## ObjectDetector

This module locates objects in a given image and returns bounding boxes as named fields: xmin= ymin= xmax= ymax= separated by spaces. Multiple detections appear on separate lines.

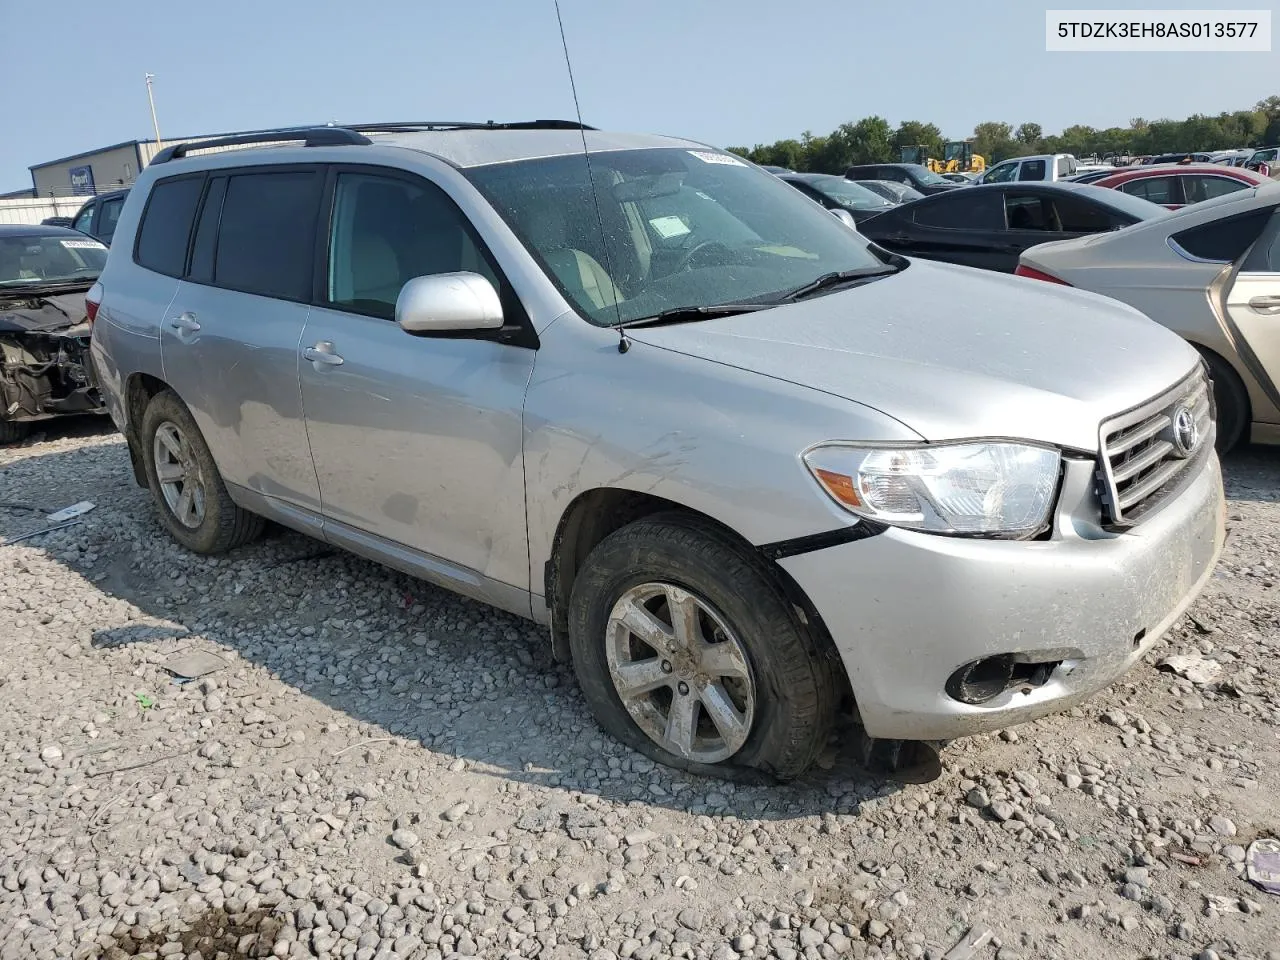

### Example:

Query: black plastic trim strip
xmin=758 ymin=521 xmax=887 ymax=561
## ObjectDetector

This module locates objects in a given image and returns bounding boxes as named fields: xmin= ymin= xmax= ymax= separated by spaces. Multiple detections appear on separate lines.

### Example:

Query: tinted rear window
xmin=135 ymin=177 xmax=203 ymax=277
xmin=1173 ymin=208 xmax=1273 ymax=262
xmin=913 ymin=192 xmax=1004 ymax=229
xmin=213 ymin=171 xmax=321 ymax=300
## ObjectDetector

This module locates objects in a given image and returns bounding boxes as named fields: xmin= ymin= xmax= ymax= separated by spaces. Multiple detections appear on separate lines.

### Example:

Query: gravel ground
xmin=1 ymin=420 xmax=1277 ymax=960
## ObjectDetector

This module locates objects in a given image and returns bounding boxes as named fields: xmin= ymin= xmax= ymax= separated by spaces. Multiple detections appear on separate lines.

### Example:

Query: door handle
xmin=1248 ymin=295 xmax=1280 ymax=314
xmin=303 ymin=342 xmax=344 ymax=367
xmin=167 ymin=312 xmax=200 ymax=334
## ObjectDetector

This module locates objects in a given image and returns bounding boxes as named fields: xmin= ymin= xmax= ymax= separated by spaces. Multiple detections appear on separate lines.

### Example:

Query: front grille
xmin=1097 ymin=371 xmax=1212 ymax=526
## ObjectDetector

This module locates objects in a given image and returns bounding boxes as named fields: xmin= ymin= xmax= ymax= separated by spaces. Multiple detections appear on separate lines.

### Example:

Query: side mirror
xmin=830 ymin=208 xmax=858 ymax=229
xmin=396 ymin=272 xmax=504 ymax=334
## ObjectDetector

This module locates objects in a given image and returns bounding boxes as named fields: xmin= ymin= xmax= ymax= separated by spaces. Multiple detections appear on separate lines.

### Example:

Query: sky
xmin=2 ymin=0 xmax=1277 ymax=191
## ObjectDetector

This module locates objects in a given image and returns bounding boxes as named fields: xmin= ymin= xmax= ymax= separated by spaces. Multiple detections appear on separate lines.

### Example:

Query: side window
xmin=214 ymin=170 xmax=322 ymax=301
xmin=1181 ymin=176 xmax=1249 ymax=206
xmin=1241 ymin=210 xmax=1280 ymax=272
xmin=1171 ymin=209 xmax=1273 ymax=262
xmin=1018 ymin=159 xmax=1046 ymax=181
xmin=326 ymin=172 xmax=500 ymax=319
xmin=98 ymin=198 xmax=124 ymax=241
xmin=1004 ymin=194 xmax=1051 ymax=231
xmin=1052 ymin=194 xmax=1129 ymax=233
xmin=72 ymin=202 xmax=95 ymax=234
xmin=135 ymin=176 xmax=204 ymax=277
xmin=985 ymin=162 xmax=1018 ymax=184
xmin=1056 ymin=158 xmax=1072 ymax=178
xmin=1120 ymin=176 xmax=1177 ymax=205
xmin=913 ymin=192 xmax=1004 ymax=230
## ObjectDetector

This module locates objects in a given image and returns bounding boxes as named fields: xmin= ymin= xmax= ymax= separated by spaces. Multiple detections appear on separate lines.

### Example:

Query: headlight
xmin=803 ymin=442 xmax=1061 ymax=538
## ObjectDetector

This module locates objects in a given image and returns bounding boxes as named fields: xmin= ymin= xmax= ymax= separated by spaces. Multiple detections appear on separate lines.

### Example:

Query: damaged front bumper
xmin=1 ymin=321 xmax=105 ymax=427
xmin=779 ymin=452 xmax=1226 ymax=742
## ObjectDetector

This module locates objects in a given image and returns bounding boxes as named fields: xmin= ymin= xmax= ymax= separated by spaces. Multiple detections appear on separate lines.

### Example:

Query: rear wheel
xmin=567 ymin=513 xmax=837 ymax=781
xmin=140 ymin=390 xmax=263 ymax=553
xmin=0 ymin=420 xmax=29 ymax=446
xmin=1198 ymin=350 xmax=1250 ymax=453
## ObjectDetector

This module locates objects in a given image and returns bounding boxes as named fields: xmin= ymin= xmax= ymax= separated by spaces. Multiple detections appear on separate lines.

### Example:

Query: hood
xmin=626 ymin=259 xmax=1200 ymax=452
xmin=0 ymin=290 xmax=91 ymax=335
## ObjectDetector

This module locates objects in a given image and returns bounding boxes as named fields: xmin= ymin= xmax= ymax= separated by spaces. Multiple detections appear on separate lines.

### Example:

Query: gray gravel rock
xmin=0 ymin=429 xmax=1277 ymax=960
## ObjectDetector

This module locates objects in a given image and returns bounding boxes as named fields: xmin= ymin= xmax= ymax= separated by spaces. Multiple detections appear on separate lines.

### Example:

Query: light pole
xmin=145 ymin=73 xmax=162 ymax=147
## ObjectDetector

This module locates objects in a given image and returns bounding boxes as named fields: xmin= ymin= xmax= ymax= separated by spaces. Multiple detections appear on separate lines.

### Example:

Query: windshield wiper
xmin=777 ymin=266 xmax=899 ymax=302
xmin=619 ymin=302 xmax=774 ymax=329
xmin=0 ymin=278 xmax=95 ymax=294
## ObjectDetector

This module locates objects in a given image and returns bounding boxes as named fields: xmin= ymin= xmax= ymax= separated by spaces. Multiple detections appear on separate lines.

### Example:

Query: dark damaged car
xmin=0 ymin=225 xmax=108 ymax=443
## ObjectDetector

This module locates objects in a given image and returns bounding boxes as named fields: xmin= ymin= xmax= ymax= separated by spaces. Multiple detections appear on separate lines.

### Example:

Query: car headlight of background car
xmin=803 ymin=441 xmax=1061 ymax=539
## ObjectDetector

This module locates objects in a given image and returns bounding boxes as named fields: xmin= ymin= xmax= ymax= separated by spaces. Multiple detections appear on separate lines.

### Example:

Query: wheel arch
xmin=543 ymin=487 xmax=852 ymax=711
xmin=123 ymin=371 xmax=172 ymax=487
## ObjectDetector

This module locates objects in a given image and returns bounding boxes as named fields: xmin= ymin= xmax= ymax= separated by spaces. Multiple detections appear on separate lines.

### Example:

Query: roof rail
xmin=345 ymin=119 xmax=595 ymax=133
xmin=151 ymin=126 xmax=372 ymax=164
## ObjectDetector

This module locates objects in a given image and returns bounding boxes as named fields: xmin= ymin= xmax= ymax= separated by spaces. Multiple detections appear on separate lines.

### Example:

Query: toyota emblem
xmin=1172 ymin=406 xmax=1199 ymax=457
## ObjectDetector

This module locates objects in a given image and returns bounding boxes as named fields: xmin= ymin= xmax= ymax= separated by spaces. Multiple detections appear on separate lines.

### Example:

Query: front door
xmin=298 ymin=168 xmax=536 ymax=605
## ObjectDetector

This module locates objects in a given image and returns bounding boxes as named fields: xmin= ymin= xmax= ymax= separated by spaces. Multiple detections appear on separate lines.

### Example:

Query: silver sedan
xmin=1018 ymin=181 xmax=1280 ymax=451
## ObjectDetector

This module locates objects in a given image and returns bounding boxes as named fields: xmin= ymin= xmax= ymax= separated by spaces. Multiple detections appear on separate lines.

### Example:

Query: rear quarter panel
xmin=90 ymin=182 xmax=176 ymax=433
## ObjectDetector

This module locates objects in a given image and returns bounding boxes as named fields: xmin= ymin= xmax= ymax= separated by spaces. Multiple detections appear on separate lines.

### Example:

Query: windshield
xmin=0 ymin=233 xmax=107 ymax=286
xmin=805 ymin=176 xmax=894 ymax=211
xmin=910 ymin=166 xmax=950 ymax=186
xmin=466 ymin=148 xmax=891 ymax=325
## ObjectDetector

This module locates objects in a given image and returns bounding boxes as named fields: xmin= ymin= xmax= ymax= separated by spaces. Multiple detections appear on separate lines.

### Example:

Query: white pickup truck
xmin=972 ymin=153 xmax=1108 ymax=185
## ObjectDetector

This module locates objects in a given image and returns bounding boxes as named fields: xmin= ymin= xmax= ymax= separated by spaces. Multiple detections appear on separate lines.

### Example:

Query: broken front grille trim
xmin=1096 ymin=370 xmax=1213 ymax=527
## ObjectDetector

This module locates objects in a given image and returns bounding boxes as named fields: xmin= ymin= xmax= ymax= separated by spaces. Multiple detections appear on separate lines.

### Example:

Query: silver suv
xmin=89 ymin=122 xmax=1225 ymax=780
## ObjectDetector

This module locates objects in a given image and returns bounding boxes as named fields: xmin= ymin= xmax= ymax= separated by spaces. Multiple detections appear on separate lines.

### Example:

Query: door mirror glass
xmin=396 ymin=272 xmax=504 ymax=334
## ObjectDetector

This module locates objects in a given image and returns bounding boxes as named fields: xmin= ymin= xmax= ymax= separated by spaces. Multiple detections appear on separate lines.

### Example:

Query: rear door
xmin=903 ymin=191 xmax=1007 ymax=269
xmin=160 ymin=166 xmax=324 ymax=519
xmin=1118 ymin=175 xmax=1182 ymax=208
xmin=999 ymin=189 xmax=1064 ymax=271
xmin=1224 ymin=208 xmax=1280 ymax=417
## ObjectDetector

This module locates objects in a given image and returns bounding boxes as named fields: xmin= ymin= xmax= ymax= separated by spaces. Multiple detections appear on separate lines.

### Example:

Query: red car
xmin=1089 ymin=164 xmax=1268 ymax=209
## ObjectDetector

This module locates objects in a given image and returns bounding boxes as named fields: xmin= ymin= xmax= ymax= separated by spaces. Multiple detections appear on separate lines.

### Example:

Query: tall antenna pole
xmin=145 ymin=73 xmax=162 ymax=147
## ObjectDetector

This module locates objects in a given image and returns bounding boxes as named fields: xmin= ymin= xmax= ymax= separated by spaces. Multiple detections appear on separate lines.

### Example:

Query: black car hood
xmin=0 ymin=289 xmax=91 ymax=336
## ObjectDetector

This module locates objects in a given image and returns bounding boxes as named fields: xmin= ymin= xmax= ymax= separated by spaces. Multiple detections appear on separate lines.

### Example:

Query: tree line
xmin=726 ymin=97 xmax=1280 ymax=173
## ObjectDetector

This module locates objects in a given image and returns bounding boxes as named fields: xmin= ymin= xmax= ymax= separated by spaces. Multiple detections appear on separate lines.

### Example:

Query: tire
xmin=567 ymin=512 xmax=837 ymax=781
xmin=1198 ymin=349 xmax=1250 ymax=453
xmin=140 ymin=390 xmax=263 ymax=554
xmin=0 ymin=420 xmax=29 ymax=446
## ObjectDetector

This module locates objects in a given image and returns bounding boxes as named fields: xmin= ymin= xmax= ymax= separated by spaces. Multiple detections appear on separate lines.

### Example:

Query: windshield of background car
xmin=466 ymin=148 xmax=890 ymax=325
xmin=807 ymin=176 xmax=895 ymax=210
xmin=911 ymin=166 xmax=950 ymax=185
xmin=0 ymin=234 xmax=108 ymax=286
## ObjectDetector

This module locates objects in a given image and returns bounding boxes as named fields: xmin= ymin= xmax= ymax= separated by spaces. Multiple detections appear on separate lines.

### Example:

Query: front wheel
xmin=567 ymin=513 xmax=837 ymax=781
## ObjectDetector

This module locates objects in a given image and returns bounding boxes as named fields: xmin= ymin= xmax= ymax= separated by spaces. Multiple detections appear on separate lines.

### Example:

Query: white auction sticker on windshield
xmin=649 ymin=216 xmax=691 ymax=239
xmin=687 ymin=150 xmax=745 ymax=166
xmin=60 ymin=239 xmax=105 ymax=250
